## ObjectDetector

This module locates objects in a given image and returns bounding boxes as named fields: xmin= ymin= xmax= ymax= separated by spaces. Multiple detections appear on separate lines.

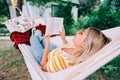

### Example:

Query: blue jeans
xmin=30 ymin=35 xmax=57 ymax=65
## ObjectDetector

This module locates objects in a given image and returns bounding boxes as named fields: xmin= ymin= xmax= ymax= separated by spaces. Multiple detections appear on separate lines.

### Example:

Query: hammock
xmin=6 ymin=23 xmax=120 ymax=80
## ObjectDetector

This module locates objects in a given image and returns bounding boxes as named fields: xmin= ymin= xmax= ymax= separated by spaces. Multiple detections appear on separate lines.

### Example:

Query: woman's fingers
xmin=62 ymin=26 xmax=65 ymax=31
xmin=45 ymin=34 xmax=51 ymax=38
xmin=44 ymin=34 xmax=51 ymax=41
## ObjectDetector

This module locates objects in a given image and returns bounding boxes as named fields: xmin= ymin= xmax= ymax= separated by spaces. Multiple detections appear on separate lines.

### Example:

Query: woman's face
xmin=72 ymin=30 xmax=88 ymax=48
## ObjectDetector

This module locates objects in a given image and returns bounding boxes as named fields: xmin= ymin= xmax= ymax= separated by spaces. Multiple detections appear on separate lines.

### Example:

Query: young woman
xmin=30 ymin=27 xmax=111 ymax=72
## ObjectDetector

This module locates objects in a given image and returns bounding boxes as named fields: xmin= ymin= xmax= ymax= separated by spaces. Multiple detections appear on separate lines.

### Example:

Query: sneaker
xmin=31 ymin=28 xmax=36 ymax=36
xmin=35 ymin=30 xmax=42 ymax=36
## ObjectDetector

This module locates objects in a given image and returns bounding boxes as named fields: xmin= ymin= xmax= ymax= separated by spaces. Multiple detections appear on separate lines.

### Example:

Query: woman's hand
xmin=60 ymin=27 xmax=68 ymax=44
xmin=60 ymin=27 xmax=66 ymax=39
xmin=44 ymin=34 xmax=51 ymax=45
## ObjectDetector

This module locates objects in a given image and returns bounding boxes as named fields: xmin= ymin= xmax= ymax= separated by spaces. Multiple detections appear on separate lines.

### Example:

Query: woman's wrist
xmin=61 ymin=35 xmax=65 ymax=39
xmin=61 ymin=36 xmax=68 ymax=44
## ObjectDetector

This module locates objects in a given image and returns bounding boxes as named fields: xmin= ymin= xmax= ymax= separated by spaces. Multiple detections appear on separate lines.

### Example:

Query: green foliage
xmin=78 ymin=0 xmax=98 ymax=16
xmin=87 ymin=56 xmax=120 ymax=80
xmin=99 ymin=55 xmax=120 ymax=80
xmin=27 ymin=0 xmax=59 ymax=6
xmin=69 ymin=16 xmax=89 ymax=35
xmin=76 ymin=0 xmax=120 ymax=30
xmin=7 ymin=56 xmax=24 ymax=68
xmin=0 ymin=26 xmax=10 ymax=36
xmin=90 ymin=0 xmax=120 ymax=29
xmin=0 ymin=23 xmax=4 ymax=28
xmin=0 ymin=48 xmax=16 ymax=57
xmin=0 ymin=47 xmax=24 ymax=68
xmin=74 ymin=16 xmax=89 ymax=29
xmin=54 ymin=1 xmax=74 ymax=35
xmin=87 ymin=73 xmax=99 ymax=80
xmin=0 ymin=1 xmax=10 ymax=19
xmin=101 ymin=65 xmax=117 ymax=74
xmin=0 ymin=1 xmax=10 ymax=29
xmin=0 ymin=28 xmax=9 ymax=33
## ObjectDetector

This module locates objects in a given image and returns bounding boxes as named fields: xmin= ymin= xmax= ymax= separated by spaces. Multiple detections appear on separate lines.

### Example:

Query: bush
xmin=78 ymin=0 xmax=98 ymax=16
xmin=0 ymin=28 xmax=10 ymax=36
xmin=99 ymin=55 xmax=120 ymax=80
xmin=0 ymin=1 xmax=10 ymax=28
xmin=77 ymin=0 xmax=120 ymax=30
xmin=0 ymin=23 xmax=4 ymax=28
xmin=0 ymin=1 xmax=10 ymax=19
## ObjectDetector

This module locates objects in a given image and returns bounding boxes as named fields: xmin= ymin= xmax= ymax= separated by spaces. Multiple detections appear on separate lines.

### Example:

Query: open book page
xmin=45 ymin=17 xmax=63 ymax=35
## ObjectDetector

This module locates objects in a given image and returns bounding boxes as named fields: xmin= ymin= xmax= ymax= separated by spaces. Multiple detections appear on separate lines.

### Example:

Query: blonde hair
xmin=76 ymin=27 xmax=111 ymax=63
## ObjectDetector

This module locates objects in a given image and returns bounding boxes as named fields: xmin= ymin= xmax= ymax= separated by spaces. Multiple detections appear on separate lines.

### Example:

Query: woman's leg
xmin=30 ymin=36 xmax=44 ymax=64
xmin=37 ymin=35 xmax=58 ymax=51
xmin=34 ymin=29 xmax=58 ymax=51
xmin=41 ymin=39 xmax=58 ymax=51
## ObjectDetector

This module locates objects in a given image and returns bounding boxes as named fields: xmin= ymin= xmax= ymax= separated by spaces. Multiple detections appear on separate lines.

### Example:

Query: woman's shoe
xmin=35 ymin=30 xmax=42 ymax=36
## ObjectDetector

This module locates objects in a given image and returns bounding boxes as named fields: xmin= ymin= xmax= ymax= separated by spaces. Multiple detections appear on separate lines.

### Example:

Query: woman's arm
xmin=41 ymin=35 xmax=50 ymax=71
xmin=60 ymin=27 xmax=68 ymax=44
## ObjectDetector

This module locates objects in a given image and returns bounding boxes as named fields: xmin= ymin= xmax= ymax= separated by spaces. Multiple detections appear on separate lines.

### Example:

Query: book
xmin=45 ymin=17 xmax=64 ymax=36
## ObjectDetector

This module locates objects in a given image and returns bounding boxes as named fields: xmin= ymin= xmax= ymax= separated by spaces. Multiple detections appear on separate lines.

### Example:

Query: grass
xmin=7 ymin=55 xmax=24 ymax=68
xmin=0 ymin=48 xmax=15 ymax=57
xmin=0 ymin=43 xmax=31 ymax=80
xmin=0 ymin=47 xmax=24 ymax=68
